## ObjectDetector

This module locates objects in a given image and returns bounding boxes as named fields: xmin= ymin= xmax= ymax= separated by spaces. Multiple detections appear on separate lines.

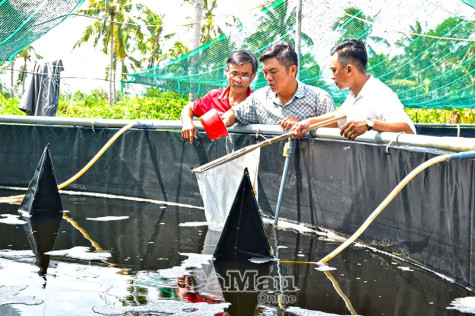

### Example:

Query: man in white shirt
xmin=291 ymin=39 xmax=415 ymax=140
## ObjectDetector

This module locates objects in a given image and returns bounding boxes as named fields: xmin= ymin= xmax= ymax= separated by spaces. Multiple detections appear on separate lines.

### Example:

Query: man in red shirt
xmin=180 ymin=50 xmax=257 ymax=143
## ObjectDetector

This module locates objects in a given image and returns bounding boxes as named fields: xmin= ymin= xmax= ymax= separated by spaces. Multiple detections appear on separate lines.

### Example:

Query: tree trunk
xmin=22 ymin=57 xmax=27 ymax=94
xmin=150 ymin=38 xmax=158 ymax=69
xmin=109 ymin=14 xmax=115 ymax=104
xmin=113 ymin=55 xmax=117 ymax=102
xmin=10 ymin=61 xmax=14 ymax=98
xmin=192 ymin=0 xmax=203 ymax=50
xmin=190 ymin=0 xmax=204 ymax=101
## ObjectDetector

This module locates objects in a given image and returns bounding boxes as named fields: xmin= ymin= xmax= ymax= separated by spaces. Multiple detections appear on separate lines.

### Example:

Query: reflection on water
xmin=0 ymin=190 xmax=473 ymax=315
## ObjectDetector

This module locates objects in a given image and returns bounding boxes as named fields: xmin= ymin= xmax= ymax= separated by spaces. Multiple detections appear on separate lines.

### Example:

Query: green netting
xmin=461 ymin=0 xmax=475 ymax=9
xmin=126 ymin=0 xmax=475 ymax=109
xmin=0 ymin=0 xmax=85 ymax=62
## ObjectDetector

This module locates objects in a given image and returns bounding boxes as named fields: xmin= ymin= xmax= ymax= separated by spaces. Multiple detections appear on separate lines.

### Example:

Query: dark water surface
xmin=0 ymin=190 xmax=473 ymax=315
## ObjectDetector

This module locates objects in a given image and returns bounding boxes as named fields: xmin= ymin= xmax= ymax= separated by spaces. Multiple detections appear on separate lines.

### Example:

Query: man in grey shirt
xmin=222 ymin=41 xmax=335 ymax=130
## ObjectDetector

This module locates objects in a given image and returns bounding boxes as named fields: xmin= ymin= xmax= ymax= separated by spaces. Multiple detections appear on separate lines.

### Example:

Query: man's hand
xmin=221 ymin=109 xmax=237 ymax=127
xmin=181 ymin=121 xmax=198 ymax=144
xmin=290 ymin=120 xmax=310 ymax=138
xmin=340 ymin=120 xmax=368 ymax=140
xmin=278 ymin=116 xmax=298 ymax=130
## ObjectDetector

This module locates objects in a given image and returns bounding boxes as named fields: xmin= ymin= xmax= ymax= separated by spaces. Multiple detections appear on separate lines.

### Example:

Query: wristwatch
xmin=366 ymin=119 xmax=374 ymax=131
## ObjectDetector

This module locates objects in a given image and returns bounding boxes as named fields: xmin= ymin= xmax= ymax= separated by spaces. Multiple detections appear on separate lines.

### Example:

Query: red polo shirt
xmin=191 ymin=86 xmax=252 ymax=117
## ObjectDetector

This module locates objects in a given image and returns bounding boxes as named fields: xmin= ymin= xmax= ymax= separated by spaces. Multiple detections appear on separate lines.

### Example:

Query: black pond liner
xmin=0 ymin=123 xmax=473 ymax=290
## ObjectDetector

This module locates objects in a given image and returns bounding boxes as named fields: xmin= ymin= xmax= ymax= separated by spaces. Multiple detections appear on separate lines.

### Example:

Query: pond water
xmin=0 ymin=189 xmax=473 ymax=315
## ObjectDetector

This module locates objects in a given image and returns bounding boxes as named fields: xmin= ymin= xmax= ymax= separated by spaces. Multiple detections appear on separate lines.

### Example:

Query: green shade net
xmin=461 ymin=0 xmax=475 ymax=8
xmin=0 ymin=0 xmax=85 ymax=62
xmin=126 ymin=0 xmax=475 ymax=109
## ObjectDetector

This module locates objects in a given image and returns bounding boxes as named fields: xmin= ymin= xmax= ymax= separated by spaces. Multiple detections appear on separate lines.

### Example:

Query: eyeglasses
xmin=228 ymin=71 xmax=253 ymax=81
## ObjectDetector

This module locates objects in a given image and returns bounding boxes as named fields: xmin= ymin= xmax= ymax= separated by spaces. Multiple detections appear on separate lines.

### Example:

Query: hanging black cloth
xmin=19 ymin=59 xmax=64 ymax=116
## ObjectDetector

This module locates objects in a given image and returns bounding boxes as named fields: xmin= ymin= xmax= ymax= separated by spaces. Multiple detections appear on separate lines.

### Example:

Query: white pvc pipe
xmin=1 ymin=115 xmax=474 ymax=152
xmin=312 ymin=127 xmax=475 ymax=153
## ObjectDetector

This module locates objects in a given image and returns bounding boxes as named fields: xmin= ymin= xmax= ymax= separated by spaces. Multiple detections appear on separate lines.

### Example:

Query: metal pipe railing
xmin=1 ymin=115 xmax=474 ymax=153
xmin=312 ymin=128 xmax=475 ymax=153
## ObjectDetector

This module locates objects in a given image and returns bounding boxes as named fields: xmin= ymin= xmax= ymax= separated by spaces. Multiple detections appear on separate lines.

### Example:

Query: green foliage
xmin=0 ymin=89 xmax=188 ymax=120
xmin=55 ymin=88 xmax=187 ymax=120
xmin=405 ymin=108 xmax=475 ymax=124
xmin=0 ymin=94 xmax=23 ymax=115
xmin=0 ymin=90 xmax=472 ymax=124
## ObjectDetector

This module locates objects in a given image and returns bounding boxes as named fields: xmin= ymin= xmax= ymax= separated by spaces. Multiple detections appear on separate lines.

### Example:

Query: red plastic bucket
xmin=200 ymin=109 xmax=229 ymax=141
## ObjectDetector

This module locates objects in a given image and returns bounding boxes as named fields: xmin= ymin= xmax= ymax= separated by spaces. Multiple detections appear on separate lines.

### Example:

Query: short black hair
xmin=226 ymin=50 xmax=258 ymax=73
xmin=330 ymin=39 xmax=367 ymax=72
xmin=259 ymin=41 xmax=298 ymax=72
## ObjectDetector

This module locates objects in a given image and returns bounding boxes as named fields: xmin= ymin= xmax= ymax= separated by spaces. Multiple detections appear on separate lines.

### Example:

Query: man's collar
xmin=218 ymin=86 xmax=231 ymax=100
xmin=294 ymin=80 xmax=305 ymax=99
xmin=355 ymin=74 xmax=373 ymax=99
xmin=268 ymin=80 xmax=303 ymax=104
xmin=219 ymin=85 xmax=253 ymax=100
xmin=350 ymin=75 xmax=373 ymax=100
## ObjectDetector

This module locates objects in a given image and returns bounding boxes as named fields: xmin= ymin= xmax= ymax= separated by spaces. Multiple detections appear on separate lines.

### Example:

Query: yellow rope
xmin=318 ymin=154 xmax=451 ymax=264
xmin=0 ymin=123 xmax=136 ymax=203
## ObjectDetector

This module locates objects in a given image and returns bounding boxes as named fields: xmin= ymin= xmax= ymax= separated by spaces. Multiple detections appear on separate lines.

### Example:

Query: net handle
xmin=192 ymin=115 xmax=345 ymax=174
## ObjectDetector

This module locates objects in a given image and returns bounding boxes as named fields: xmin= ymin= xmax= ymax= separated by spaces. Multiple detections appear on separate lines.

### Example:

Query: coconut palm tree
xmin=1 ymin=46 xmax=42 ymax=97
xmin=168 ymin=41 xmax=190 ymax=60
xmin=16 ymin=46 xmax=43 ymax=95
xmin=73 ymin=0 xmax=146 ymax=103
xmin=244 ymin=0 xmax=313 ymax=52
xmin=138 ymin=9 xmax=165 ymax=70
xmin=200 ymin=0 xmax=239 ymax=44
xmin=332 ymin=7 xmax=388 ymax=57
xmin=242 ymin=0 xmax=314 ymax=88
xmin=393 ymin=17 xmax=474 ymax=108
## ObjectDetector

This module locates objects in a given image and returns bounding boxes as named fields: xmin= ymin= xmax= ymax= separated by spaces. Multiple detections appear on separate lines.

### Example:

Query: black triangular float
xmin=19 ymin=144 xmax=63 ymax=276
xmin=213 ymin=168 xmax=272 ymax=261
xmin=20 ymin=144 xmax=63 ymax=216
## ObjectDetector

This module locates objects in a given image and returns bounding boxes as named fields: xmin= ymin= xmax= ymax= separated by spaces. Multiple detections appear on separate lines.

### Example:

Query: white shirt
xmin=337 ymin=75 xmax=416 ymax=133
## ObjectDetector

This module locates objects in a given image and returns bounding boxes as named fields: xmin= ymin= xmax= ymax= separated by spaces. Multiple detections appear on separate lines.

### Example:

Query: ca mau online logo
xmin=193 ymin=269 xmax=298 ymax=304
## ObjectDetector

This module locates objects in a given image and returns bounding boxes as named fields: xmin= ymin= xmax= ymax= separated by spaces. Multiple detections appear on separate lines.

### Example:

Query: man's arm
xmin=372 ymin=121 xmax=414 ymax=134
xmin=180 ymin=103 xmax=198 ymax=144
xmin=221 ymin=109 xmax=237 ymax=127
xmin=340 ymin=120 xmax=414 ymax=141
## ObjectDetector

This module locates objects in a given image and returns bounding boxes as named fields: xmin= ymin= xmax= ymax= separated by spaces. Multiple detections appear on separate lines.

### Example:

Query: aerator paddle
xmin=192 ymin=114 xmax=346 ymax=173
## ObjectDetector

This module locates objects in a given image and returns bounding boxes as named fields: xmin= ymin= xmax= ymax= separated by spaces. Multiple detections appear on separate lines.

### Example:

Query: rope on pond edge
xmin=0 ymin=122 xmax=137 ymax=203
xmin=318 ymin=149 xmax=475 ymax=264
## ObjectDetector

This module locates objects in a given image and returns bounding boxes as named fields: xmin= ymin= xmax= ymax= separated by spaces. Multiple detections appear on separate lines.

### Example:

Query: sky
xmin=2 ymin=0 xmax=268 ymax=94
